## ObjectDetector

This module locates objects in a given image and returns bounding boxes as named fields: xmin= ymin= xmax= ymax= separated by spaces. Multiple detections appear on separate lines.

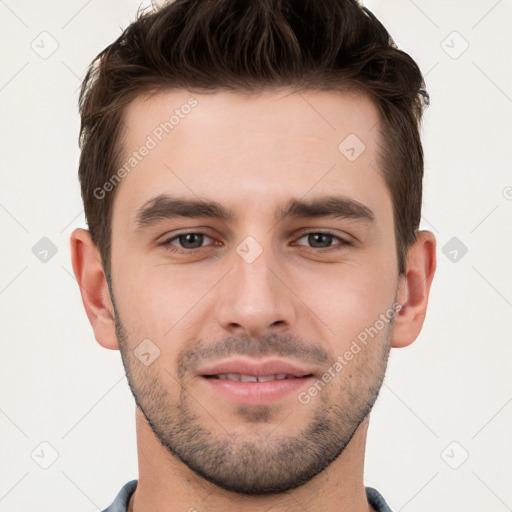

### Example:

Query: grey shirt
xmin=102 ymin=480 xmax=394 ymax=511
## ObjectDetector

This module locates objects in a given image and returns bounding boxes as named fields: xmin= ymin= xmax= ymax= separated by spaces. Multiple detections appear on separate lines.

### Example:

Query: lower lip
xmin=199 ymin=376 xmax=314 ymax=405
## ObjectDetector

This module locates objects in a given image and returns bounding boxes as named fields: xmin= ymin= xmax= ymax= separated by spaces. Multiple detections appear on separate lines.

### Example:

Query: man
xmin=70 ymin=0 xmax=436 ymax=510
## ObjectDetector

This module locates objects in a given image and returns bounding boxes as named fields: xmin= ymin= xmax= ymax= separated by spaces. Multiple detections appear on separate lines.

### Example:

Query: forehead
xmin=114 ymin=88 xmax=390 ymax=228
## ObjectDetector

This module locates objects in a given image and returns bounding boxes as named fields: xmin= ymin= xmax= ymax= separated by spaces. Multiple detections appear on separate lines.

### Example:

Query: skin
xmin=70 ymin=88 xmax=436 ymax=512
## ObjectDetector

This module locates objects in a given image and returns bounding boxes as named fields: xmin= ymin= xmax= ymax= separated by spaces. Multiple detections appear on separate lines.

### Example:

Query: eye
xmin=294 ymin=231 xmax=350 ymax=250
xmin=160 ymin=232 xmax=216 ymax=253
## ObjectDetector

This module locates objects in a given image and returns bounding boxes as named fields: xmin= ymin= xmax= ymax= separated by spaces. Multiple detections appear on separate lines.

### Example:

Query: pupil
xmin=309 ymin=233 xmax=331 ymax=248
xmin=181 ymin=233 xmax=203 ymax=248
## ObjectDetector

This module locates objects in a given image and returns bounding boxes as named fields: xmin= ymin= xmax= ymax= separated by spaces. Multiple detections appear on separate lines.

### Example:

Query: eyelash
xmin=159 ymin=230 xmax=351 ymax=254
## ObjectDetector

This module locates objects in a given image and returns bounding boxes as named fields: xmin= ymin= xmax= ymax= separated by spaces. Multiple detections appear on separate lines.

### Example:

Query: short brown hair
xmin=78 ymin=0 xmax=429 ymax=279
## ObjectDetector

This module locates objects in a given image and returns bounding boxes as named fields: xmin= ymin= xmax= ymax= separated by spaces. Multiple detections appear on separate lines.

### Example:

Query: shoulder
xmin=101 ymin=479 xmax=138 ymax=512
xmin=365 ymin=486 xmax=394 ymax=512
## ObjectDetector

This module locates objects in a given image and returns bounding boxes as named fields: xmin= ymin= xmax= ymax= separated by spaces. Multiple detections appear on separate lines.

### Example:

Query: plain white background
xmin=0 ymin=1 xmax=511 ymax=511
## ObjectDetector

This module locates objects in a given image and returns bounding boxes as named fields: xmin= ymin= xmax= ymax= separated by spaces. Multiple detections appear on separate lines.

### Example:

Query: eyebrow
xmin=133 ymin=194 xmax=375 ymax=229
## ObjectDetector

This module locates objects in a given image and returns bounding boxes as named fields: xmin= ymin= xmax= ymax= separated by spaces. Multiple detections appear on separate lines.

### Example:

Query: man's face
xmin=109 ymin=89 xmax=401 ymax=494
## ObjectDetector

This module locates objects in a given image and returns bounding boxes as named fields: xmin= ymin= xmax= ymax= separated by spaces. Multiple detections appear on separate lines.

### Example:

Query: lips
xmin=197 ymin=358 xmax=314 ymax=379
xmin=196 ymin=358 xmax=316 ymax=405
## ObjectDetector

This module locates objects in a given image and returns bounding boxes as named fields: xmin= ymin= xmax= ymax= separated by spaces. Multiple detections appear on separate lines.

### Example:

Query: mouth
xmin=197 ymin=359 xmax=316 ymax=405
xmin=198 ymin=358 xmax=315 ymax=379
xmin=203 ymin=373 xmax=312 ymax=382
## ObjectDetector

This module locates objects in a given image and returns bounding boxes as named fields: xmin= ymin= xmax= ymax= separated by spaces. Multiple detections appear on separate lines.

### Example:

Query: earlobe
xmin=70 ymin=228 xmax=120 ymax=350
xmin=391 ymin=230 xmax=437 ymax=348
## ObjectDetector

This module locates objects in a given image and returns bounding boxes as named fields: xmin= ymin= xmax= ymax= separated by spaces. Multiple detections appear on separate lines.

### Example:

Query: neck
xmin=128 ymin=408 xmax=375 ymax=512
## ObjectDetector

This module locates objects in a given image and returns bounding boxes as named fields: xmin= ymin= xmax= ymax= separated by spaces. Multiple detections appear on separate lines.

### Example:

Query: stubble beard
xmin=112 ymin=295 xmax=393 ymax=495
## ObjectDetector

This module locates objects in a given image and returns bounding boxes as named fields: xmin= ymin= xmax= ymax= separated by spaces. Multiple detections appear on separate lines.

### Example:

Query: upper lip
xmin=197 ymin=358 xmax=314 ymax=378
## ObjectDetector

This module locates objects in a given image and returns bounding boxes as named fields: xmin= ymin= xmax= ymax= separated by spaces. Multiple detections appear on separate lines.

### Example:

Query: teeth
xmin=212 ymin=373 xmax=296 ymax=382
xmin=239 ymin=374 xmax=258 ymax=382
xmin=257 ymin=375 xmax=276 ymax=382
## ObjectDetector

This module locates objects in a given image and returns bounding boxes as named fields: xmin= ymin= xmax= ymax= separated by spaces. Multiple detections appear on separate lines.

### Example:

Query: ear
xmin=391 ymin=230 xmax=437 ymax=348
xmin=70 ymin=228 xmax=119 ymax=350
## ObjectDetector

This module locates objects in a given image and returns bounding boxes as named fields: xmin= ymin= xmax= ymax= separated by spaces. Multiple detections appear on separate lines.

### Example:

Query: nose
xmin=216 ymin=244 xmax=297 ymax=339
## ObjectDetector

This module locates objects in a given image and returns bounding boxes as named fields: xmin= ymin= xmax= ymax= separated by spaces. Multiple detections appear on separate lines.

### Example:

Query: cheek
xmin=114 ymin=261 xmax=217 ymax=342
xmin=300 ymin=261 xmax=395 ymax=348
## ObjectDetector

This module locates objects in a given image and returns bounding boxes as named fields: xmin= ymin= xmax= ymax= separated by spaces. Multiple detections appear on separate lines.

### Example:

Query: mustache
xmin=177 ymin=333 xmax=331 ymax=379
